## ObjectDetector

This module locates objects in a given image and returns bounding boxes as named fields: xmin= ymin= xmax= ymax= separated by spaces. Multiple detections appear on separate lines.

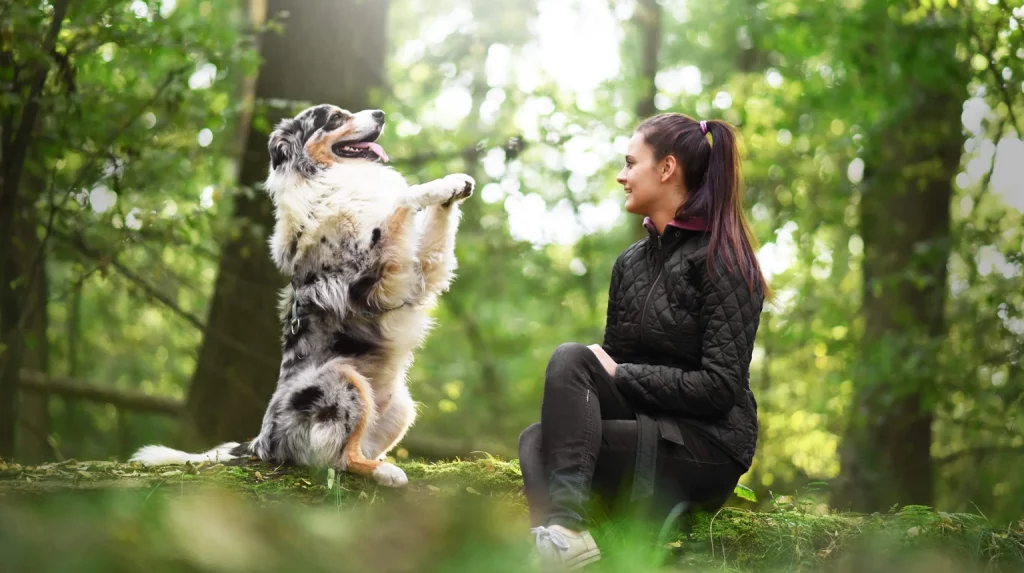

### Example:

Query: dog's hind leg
xmin=250 ymin=361 xmax=406 ymax=487
xmin=361 ymin=383 xmax=417 ymax=461
xmin=335 ymin=363 xmax=409 ymax=487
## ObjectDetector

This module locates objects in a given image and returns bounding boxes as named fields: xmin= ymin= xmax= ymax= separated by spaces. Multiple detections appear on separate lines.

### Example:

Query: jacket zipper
xmin=639 ymin=235 xmax=664 ymax=345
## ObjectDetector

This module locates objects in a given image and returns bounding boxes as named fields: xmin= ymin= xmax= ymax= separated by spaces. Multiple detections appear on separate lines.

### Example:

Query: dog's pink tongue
xmin=351 ymin=141 xmax=389 ymax=162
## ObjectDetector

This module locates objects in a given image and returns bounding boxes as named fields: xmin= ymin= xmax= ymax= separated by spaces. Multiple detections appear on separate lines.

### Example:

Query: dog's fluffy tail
xmin=129 ymin=441 xmax=250 ymax=466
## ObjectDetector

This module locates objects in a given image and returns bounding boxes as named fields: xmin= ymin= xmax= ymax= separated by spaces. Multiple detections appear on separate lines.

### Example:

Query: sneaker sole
xmin=564 ymin=549 xmax=601 ymax=570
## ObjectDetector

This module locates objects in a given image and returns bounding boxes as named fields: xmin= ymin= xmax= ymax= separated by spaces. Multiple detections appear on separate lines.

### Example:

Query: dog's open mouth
xmin=332 ymin=138 xmax=389 ymax=163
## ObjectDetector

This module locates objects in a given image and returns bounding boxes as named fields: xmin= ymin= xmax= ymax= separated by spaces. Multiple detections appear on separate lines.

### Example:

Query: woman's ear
xmin=659 ymin=154 xmax=679 ymax=183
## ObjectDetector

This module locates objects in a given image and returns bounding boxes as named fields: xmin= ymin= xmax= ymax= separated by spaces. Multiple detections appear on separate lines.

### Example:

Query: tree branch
xmin=2 ymin=0 xmax=70 ymax=200
xmin=7 ymin=64 xmax=194 ymax=360
xmin=15 ymin=370 xmax=511 ymax=459
xmin=998 ymin=0 xmax=1023 ymax=33
xmin=17 ymin=370 xmax=184 ymax=416
xmin=389 ymin=136 xmax=525 ymax=170
xmin=968 ymin=2 xmax=1022 ymax=135
xmin=53 ymin=230 xmax=280 ymax=369
xmin=935 ymin=445 xmax=1024 ymax=466
xmin=55 ymin=230 xmax=206 ymax=330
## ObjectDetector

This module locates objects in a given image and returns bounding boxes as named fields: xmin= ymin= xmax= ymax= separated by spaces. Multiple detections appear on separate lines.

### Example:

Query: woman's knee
xmin=546 ymin=342 xmax=592 ymax=374
xmin=518 ymin=422 xmax=543 ymax=474
xmin=518 ymin=422 xmax=543 ymax=456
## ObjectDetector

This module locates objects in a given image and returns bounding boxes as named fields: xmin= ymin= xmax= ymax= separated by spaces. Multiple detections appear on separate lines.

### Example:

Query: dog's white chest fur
xmin=266 ymin=162 xmax=411 ymax=274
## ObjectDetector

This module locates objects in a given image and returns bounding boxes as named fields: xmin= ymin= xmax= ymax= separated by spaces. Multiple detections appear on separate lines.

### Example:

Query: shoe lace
xmin=531 ymin=526 xmax=571 ymax=552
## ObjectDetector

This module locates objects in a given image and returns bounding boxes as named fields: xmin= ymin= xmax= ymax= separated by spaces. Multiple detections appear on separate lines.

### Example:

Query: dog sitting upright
xmin=131 ymin=104 xmax=474 ymax=486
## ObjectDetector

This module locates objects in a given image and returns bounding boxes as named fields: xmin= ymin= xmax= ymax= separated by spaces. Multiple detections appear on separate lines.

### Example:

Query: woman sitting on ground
xmin=519 ymin=112 xmax=769 ymax=570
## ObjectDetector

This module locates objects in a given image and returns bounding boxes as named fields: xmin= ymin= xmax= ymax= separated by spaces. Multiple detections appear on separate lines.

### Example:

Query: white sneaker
xmin=530 ymin=524 xmax=602 ymax=571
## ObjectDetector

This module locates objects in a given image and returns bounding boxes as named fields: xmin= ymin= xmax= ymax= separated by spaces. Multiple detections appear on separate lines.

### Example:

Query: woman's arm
xmin=600 ymin=257 xmax=624 ymax=360
xmin=612 ymin=263 xmax=764 ymax=418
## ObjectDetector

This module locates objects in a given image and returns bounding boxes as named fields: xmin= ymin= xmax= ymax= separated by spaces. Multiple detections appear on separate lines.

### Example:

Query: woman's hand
xmin=587 ymin=344 xmax=617 ymax=377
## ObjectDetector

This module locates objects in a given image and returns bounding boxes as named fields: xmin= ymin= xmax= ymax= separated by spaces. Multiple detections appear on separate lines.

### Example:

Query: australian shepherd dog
xmin=131 ymin=104 xmax=474 ymax=487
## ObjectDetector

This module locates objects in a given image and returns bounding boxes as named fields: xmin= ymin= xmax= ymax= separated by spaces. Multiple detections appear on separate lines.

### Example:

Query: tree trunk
xmin=836 ymin=30 xmax=964 ymax=511
xmin=633 ymin=0 xmax=660 ymax=120
xmin=630 ymin=0 xmax=661 ymax=240
xmin=14 ymin=185 xmax=50 ymax=463
xmin=61 ymin=279 xmax=85 ymax=449
xmin=0 ymin=0 xmax=69 ymax=460
xmin=185 ymin=0 xmax=389 ymax=445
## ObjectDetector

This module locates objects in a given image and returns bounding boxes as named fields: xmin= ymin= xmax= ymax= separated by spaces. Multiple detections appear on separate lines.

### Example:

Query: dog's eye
xmin=331 ymin=112 xmax=343 ymax=122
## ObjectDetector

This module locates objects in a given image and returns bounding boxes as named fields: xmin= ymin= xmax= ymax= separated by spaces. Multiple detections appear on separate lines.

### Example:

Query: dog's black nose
xmin=372 ymin=110 xmax=385 ymax=121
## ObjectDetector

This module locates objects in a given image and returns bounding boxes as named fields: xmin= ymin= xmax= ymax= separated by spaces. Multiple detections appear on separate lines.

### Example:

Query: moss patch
xmin=676 ymin=505 xmax=1024 ymax=571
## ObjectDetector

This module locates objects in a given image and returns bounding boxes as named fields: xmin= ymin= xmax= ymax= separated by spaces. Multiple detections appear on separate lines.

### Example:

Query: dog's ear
xmin=269 ymin=119 xmax=301 ymax=170
xmin=269 ymin=130 xmax=291 ymax=170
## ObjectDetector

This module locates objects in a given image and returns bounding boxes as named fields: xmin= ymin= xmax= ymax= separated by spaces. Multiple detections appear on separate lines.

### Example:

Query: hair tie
xmin=699 ymin=120 xmax=708 ymax=135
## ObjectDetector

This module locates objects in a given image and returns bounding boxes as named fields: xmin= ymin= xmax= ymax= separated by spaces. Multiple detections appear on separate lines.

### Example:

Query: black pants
xmin=519 ymin=343 xmax=744 ymax=529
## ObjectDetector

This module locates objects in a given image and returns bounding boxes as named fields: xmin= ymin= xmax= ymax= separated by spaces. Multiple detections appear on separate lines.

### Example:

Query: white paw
xmin=372 ymin=462 xmax=408 ymax=488
xmin=403 ymin=174 xmax=476 ymax=209
xmin=442 ymin=173 xmax=475 ymax=205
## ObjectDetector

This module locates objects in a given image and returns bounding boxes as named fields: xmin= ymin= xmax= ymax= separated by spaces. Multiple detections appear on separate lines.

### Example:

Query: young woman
xmin=519 ymin=113 xmax=768 ymax=569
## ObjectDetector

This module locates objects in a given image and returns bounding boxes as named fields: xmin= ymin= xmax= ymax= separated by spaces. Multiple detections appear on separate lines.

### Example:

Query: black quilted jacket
xmin=602 ymin=221 xmax=765 ymax=470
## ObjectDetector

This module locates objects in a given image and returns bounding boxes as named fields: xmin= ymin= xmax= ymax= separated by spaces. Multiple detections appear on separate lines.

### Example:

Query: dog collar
xmin=290 ymin=297 xmax=305 ymax=335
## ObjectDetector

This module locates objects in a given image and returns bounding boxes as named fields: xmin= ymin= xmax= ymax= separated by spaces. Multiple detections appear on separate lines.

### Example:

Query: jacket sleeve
xmin=601 ymin=256 xmax=624 ymax=361
xmin=613 ymin=261 xmax=763 ymax=418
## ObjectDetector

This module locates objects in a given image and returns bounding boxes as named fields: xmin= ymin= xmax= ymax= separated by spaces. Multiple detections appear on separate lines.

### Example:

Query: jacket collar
xmin=642 ymin=216 xmax=710 ymax=239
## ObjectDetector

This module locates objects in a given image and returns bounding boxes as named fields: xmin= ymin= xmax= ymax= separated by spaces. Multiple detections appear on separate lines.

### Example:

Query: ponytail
xmin=637 ymin=113 xmax=769 ymax=298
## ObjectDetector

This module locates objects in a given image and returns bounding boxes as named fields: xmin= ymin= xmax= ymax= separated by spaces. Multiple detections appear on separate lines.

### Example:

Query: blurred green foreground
xmin=2 ymin=457 xmax=1023 ymax=573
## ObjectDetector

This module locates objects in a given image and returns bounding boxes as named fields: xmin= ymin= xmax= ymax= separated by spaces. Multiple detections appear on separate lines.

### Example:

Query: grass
xmin=2 ymin=456 xmax=1023 ymax=572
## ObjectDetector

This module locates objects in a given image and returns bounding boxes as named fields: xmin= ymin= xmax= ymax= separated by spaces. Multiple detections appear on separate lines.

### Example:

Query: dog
xmin=130 ymin=104 xmax=475 ymax=487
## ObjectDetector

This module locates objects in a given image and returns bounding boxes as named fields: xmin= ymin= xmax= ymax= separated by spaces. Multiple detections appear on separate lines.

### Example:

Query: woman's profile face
xmin=616 ymin=131 xmax=674 ymax=216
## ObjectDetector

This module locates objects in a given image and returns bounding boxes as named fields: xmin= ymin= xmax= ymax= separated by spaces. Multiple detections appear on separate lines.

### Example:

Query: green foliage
xmin=734 ymin=483 xmax=758 ymax=503
xmin=2 ymin=0 xmax=251 ymax=459
xmin=5 ymin=0 xmax=1023 ymax=528
xmin=686 ymin=505 xmax=1024 ymax=571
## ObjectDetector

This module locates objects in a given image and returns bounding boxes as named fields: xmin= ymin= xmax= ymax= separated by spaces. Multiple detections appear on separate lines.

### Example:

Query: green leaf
xmin=734 ymin=484 xmax=757 ymax=502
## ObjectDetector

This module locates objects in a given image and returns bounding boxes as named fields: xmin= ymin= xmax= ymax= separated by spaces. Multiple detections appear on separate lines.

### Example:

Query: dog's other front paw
xmin=372 ymin=462 xmax=408 ymax=487
xmin=441 ymin=173 xmax=475 ymax=206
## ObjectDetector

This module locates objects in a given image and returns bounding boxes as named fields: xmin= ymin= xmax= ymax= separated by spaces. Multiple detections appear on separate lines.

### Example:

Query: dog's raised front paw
xmin=372 ymin=462 xmax=408 ymax=488
xmin=442 ymin=173 xmax=475 ymax=206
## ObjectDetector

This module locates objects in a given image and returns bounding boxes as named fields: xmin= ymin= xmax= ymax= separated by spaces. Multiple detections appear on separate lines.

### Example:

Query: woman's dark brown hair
xmin=636 ymin=113 xmax=769 ymax=297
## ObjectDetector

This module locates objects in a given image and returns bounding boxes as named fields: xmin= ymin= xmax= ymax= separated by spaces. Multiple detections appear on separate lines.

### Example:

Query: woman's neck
xmin=647 ymin=187 xmax=687 ymax=235
xmin=647 ymin=211 xmax=676 ymax=236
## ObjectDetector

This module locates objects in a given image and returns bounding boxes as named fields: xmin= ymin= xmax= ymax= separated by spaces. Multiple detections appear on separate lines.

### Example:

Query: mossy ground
xmin=2 ymin=457 xmax=1023 ymax=572
xmin=0 ymin=455 xmax=524 ymax=502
